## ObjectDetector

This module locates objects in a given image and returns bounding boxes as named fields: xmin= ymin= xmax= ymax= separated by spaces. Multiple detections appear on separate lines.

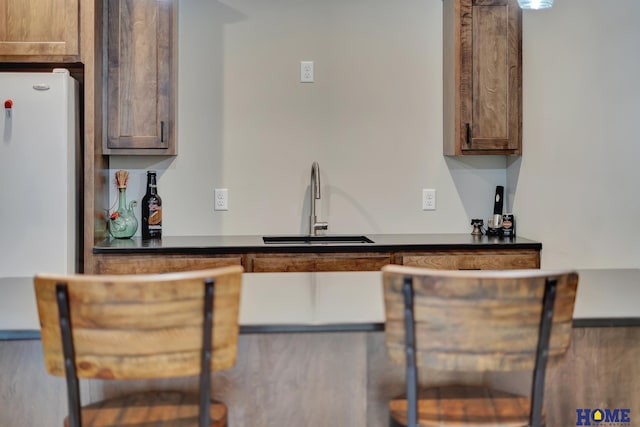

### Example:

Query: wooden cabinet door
xmin=248 ymin=253 xmax=392 ymax=272
xmin=401 ymin=250 xmax=540 ymax=270
xmin=444 ymin=0 xmax=522 ymax=155
xmin=0 ymin=0 xmax=79 ymax=59
xmin=105 ymin=0 xmax=175 ymax=154
xmin=93 ymin=254 xmax=242 ymax=274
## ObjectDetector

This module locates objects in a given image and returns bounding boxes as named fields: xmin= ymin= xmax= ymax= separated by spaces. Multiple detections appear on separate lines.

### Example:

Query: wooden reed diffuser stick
xmin=115 ymin=170 xmax=129 ymax=189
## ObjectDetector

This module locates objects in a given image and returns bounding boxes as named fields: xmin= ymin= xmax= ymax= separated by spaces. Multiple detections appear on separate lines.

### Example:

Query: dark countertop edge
xmin=93 ymin=242 xmax=542 ymax=255
xmin=3 ymin=318 xmax=639 ymax=341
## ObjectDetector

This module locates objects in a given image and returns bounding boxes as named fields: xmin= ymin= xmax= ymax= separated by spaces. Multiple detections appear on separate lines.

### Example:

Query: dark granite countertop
xmin=94 ymin=233 xmax=542 ymax=254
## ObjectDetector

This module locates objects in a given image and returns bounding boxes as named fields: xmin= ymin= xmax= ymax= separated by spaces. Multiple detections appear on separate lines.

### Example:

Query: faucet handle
xmin=313 ymin=221 xmax=328 ymax=233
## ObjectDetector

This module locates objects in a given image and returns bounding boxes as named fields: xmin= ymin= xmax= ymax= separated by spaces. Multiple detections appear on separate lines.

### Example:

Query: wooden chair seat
xmin=64 ymin=391 xmax=227 ymax=427
xmin=389 ymin=385 xmax=542 ymax=427
xmin=63 ymin=391 xmax=227 ymax=427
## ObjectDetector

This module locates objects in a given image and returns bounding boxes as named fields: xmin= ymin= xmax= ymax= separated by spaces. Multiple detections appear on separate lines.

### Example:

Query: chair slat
xmin=384 ymin=294 xmax=576 ymax=323
xmin=37 ymin=298 xmax=238 ymax=329
xmin=385 ymin=319 xmax=573 ymax=351
xmin=41 ymin=324 xmax=238 ymax=356
xmin=42 ymin=345 xmax=239 ymax=379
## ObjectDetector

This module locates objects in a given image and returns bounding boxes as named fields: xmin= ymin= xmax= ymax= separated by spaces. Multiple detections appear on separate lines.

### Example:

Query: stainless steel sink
xmin=263 ymin=235 xmax=374 ymax=244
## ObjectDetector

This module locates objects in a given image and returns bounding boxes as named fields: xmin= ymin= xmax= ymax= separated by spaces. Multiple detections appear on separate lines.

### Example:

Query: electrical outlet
xmin=422 ymin=189 xmax=436 ymax=211
xmin=300 ymin=61 xmax=314 ymax=83
xmin=214 ymin=188 xmax=228 ymax=211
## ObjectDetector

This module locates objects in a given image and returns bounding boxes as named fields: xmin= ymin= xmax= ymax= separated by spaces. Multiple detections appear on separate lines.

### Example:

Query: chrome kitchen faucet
xmin=309 ymin=161 xmax=328 ymax=236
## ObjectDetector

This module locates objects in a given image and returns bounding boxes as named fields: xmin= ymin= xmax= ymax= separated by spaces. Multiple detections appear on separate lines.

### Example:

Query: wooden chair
xmin=34 ymin=265 xmax=243 ymax=427
xmin=381 ymin=265 xmax=579 ymax=427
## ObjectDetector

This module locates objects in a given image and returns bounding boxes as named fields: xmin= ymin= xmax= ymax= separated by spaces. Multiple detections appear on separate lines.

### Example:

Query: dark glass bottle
xmin=141 ymin=171 xmax=162 ymax=239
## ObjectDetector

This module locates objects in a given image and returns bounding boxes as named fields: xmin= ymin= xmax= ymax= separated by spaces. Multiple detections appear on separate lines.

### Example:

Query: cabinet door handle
xmin=160 ymin=121 xmax=166 ymax=143
xmin=466 ymin=123 xmax=471 ymax=145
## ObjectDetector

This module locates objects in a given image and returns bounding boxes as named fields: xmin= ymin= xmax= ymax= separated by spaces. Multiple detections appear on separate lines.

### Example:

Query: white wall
xmin=110 ymin=0 xmax=506 ymax=237
xmin=508 ymin=0 xmax=640 ymax=268
xmin=109 ymin=0 xmax=640 ymax=270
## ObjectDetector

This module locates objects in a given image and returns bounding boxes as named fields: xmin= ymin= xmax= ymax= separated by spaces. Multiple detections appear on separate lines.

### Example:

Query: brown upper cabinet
xmin=0 ymin=0 xmax=79 ymax=61
xmin=105 ymin=0 xmax=176 ymax=155
xmin=443 ymin=0 xmax=522 ymax=156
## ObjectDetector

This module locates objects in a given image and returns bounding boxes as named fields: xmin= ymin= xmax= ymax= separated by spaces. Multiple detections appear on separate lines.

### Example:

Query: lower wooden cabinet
xmin=93 ymin=254 xmax=242 ymax=274
xmin=92 ymin=248 xmax=540 ymax=274
xmin=400 ymin=250 xmax=540 ymax=270
xmin=247 ymin=253 xmax=392 ymax=273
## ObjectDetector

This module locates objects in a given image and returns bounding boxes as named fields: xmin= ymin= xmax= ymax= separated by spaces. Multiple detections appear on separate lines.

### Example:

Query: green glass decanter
xmin=108 ymin=170 xmax=138 ymax=239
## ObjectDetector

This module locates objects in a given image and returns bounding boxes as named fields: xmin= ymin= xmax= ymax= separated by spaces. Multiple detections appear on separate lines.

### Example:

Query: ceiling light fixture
xmin=517 ymin=0 xmax=554 ymax=9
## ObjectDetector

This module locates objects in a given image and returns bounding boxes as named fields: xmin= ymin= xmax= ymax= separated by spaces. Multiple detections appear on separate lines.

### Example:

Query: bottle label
xmin=502 ymin=214 xmax=515 ymax=237
xmin=148 ymin=202 xmax=162 ymax=227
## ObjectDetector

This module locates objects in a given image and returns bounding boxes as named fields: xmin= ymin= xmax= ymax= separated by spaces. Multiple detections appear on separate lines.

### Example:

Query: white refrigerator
xmin=0 ymin=69 xmax=79 ymax=276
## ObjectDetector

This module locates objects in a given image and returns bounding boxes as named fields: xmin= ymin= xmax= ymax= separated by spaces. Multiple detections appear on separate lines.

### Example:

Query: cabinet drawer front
xmin=95 ymin=255 xmax=242 ymax=274
xmin=250 ymin=254 xmax=392 ymax=273
xmin=401 ymin=251 xmax=539 ymax=270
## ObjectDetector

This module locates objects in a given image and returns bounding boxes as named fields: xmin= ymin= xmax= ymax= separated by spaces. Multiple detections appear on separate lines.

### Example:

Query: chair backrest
xmin=34 ymin=265 xmax=243 ymax=380
xmin=382 ymin=265 xmax=579 ymax=372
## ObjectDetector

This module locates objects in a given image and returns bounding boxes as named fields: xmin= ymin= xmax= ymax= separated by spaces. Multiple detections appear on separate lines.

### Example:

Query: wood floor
xmin=1 ymin=328 xmax=638 ymax=427
xmin=0 ymin=333 xmax=369 ymax=427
